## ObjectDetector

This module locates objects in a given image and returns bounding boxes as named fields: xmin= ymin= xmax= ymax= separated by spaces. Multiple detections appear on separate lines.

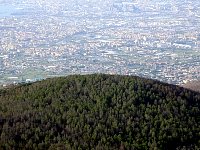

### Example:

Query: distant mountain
xmin=183 ymin=81 xmax=200 ymax=92
xmin=0 ymin=74 xmax=200 ymax=149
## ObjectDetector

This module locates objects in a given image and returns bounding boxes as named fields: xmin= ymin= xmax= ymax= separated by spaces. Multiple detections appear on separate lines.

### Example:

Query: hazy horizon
xmin=0 ymin=0 xmax=200 ymax=85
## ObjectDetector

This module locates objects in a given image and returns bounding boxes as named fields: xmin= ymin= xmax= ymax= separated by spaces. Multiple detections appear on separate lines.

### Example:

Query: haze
xmin=0 ymin=0 xmax=199 ymax=85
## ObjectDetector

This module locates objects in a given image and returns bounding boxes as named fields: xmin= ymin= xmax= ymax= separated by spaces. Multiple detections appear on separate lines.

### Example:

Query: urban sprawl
xmin=0 ymin=0 xmax=200 ymax=86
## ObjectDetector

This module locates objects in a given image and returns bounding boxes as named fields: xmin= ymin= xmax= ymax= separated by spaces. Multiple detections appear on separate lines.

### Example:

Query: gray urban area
xmin=0 ymin=0 xmax=200 ymax=86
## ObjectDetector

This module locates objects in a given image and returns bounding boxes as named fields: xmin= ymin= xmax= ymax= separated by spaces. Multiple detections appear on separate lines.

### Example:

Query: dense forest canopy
xmin=0 ymin=74 xmax=200 ymax=149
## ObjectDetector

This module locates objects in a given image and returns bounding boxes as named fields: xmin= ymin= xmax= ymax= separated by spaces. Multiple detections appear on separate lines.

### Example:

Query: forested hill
xmin=0 ymin=74 xmax=200 ymax=149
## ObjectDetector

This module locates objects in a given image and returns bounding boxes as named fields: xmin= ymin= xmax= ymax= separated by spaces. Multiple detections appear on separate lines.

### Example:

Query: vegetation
xmin=0 ymin=74 xmax=200 ymax=149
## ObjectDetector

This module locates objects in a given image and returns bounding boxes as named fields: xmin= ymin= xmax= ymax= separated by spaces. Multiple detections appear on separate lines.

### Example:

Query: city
xmin=0 ymin=0 xmax=200 ymax=86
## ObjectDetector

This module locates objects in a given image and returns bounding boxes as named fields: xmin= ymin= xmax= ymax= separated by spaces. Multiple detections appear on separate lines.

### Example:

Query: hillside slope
xmin=0 ymin=74 xmax=200 ymax=149
xmin=183 ymin=81 xmax=200 ymax=93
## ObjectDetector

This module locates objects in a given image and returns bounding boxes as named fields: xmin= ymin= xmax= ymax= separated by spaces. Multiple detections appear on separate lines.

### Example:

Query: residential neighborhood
xmin=0 ymin=0 xmax=200 ymax=86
